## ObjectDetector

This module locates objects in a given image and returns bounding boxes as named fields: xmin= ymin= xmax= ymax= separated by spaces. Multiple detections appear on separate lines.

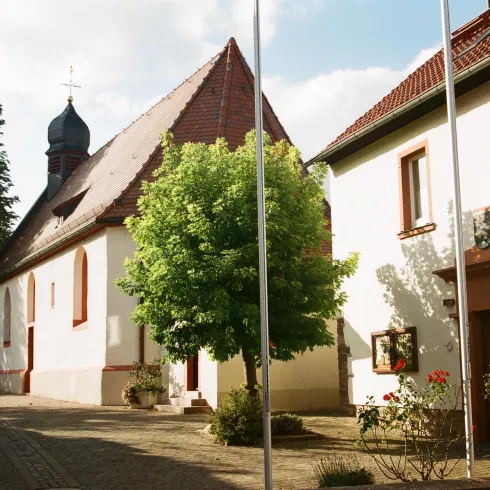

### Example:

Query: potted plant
xmin=121 ymin=382 xmax=139 ymax=408
xmin=125 ymin=359 xmax=166 ymax=408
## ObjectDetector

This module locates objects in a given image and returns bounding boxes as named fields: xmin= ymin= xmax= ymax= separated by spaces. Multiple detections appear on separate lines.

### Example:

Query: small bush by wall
xmin=271 ymin=413 xmax=304 ymax=436
xmin=315 ymin=456 xmax=374 ymax=488
xmin=208 ymin=386 xmax=263 ymax=445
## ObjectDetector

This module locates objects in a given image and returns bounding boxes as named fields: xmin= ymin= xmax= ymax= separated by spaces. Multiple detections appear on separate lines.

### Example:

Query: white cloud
xmin=263 ymin=45 xmax=440 ymax=162
xmin=3 ymin=0 xmax=327 ymax=219
xmin=0 ymin=0 xmax=434 ymax=221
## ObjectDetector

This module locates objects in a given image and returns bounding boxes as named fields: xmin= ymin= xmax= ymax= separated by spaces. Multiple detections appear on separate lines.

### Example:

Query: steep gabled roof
xmin=311 ymin=9 xmax=490 ymax=165
xmin=0 ymin=38 xmax=293 ymax=278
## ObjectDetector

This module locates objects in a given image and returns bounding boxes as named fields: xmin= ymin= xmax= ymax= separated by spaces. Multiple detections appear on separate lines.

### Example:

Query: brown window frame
xmin=371 ymin=327 xmax=419 ymax=374
xmin=398 ymin=140 xmax=435 ymax=240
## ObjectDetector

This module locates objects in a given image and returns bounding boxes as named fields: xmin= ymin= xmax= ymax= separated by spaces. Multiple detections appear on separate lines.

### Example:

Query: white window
xmin=408 ymin=153 xmax=430 ymax=228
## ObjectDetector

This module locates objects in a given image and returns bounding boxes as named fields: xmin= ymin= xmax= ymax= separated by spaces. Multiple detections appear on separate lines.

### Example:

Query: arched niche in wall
xmin=27 ymin=272 xmax=36 ymax=324
xmin=3 ymin=288 xmax=11 ymax=347
xmin=73 ymin=247 xmax=88 ymax=327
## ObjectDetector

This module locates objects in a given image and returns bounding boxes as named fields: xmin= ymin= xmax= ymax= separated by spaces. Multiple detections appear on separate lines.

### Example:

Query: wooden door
xmin=469 ymin=311 xmax=490 ymax=444
xmin=23 ymin=326 xmax=34 ymax=393
xmin=186 ymin=354 xmax=199 ymax=391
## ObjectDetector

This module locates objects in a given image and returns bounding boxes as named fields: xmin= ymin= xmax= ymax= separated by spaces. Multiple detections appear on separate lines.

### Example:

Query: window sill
xmin=72 ymin=320 xmax=88 ymax=331
xmin=374 ymin=369 xmax=419 ymax=375
xmin=398 ymin=222 xmax=436 ymax=240
xmin=2 ymin=341 xmax=11 ymax=348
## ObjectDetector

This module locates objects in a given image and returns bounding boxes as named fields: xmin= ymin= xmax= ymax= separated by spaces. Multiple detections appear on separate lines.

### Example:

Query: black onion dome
xmin=47 ymin=101 xmax=90 ymax=154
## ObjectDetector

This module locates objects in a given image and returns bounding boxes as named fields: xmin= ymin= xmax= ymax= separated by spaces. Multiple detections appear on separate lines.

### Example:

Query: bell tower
xmin=46 ymin=68 xmax=90 ymax=200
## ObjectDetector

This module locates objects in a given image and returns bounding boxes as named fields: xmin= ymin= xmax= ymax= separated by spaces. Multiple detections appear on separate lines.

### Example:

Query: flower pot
xmin=137 ymin=391 xmax=158 ymax=408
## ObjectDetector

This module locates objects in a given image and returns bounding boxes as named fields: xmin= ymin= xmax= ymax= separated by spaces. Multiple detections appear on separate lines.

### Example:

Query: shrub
xmin=208 ymin=386 xmax=263 ymax=445
xmin=271 ymin=413 xmax=304 ymax=436
xmin=315 ymin=456 xmax=374 ymax=488
xmin=129 ymin=359 xmax=166 ymax=396
xmin=358 ymin=363 xmax=466 ymax=482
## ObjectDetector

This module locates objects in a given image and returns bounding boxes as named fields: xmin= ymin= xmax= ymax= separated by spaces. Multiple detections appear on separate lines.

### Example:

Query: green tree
xmin=0 ymin=104 xmax=19 ymax=247
xmin=117 ymin=131 xmax=358 ymax=390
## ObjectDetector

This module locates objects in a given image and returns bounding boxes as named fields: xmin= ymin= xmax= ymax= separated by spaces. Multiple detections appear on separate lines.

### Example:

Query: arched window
xmin=3 ymin=288 xmax=11 ymax=347
xmin=27 ymin=272 xmax=36 ymax=324
xmin=73 ymin=247 xmax=88 ymax=327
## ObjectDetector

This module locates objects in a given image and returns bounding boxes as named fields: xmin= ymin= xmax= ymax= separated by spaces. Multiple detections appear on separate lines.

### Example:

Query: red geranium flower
xmin=394 ymin=359 xmax=406 ymax=372
xmin=427 ymin=374 xmax=433 ymax=383
xmin=437 ymin=377 xmax=446 ymax=384
xmin=383 ymin=394 xmax=390 ymax=401
xmin=444 ymin=371 xmax=450 ymax=376
xmin=394 ymin=396 xmax=400 ymax=402
xmin=389 ymin=392 xmax=394 ymax=397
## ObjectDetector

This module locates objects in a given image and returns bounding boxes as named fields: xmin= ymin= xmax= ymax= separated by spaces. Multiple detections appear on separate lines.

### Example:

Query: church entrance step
xmin=154 ymin=404 xmax=210 ymax=415
xmin=169 ymin=398 xmax=208 ymax=407
xmin=182 ymin=391 xmax=202 ymax=399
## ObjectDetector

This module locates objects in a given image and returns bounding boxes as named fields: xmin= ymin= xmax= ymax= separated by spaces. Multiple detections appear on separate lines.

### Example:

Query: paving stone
xmin=1 ymin=394 xmax=490 ymax=489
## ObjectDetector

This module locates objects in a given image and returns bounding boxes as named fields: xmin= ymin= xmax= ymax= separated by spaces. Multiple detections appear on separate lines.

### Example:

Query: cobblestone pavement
xmin=0 ymin=395 xmax=489 ymax=489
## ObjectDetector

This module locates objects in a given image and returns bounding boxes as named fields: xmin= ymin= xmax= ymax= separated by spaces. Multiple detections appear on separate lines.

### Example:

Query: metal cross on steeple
xmin=61 ymin=65 xmax=81 ymax=103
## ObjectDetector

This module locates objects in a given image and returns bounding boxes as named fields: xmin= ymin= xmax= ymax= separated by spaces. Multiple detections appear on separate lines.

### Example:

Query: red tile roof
xmin=316 ymin=9 xmax=490 ymax=160
xmin=0 ymin=38 xmax=293 ymax=277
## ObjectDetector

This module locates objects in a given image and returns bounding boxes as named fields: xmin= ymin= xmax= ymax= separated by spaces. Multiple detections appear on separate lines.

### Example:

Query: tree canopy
xmin=0 ymin=104 xmax=18 ymax=247
xmin=117 ymin=131 xmax=358 ymax=387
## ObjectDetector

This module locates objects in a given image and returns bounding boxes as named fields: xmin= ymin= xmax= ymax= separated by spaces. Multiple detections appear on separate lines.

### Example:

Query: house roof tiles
xmin=316 ymin=9 xmax=490 ymax=160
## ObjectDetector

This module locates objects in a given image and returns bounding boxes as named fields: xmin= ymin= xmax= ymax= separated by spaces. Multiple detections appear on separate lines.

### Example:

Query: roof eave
xmin=308 ymin=54 xmax=490 ymax=167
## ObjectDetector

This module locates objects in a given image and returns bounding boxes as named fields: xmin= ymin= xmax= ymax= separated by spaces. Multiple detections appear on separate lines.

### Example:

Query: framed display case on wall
xmin=371 ymin=327 xmax=418 ymax=374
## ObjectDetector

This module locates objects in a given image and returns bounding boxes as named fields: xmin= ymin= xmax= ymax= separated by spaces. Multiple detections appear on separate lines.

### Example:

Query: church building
xmin=0 ymin=38 xmax=339 ymax=410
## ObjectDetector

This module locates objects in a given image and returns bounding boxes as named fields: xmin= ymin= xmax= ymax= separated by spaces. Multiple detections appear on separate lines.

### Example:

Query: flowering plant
xmin=484 ymin=371 xmax=490 ymax=401
xmin=122 ymin=382 xmax=138 ymax=405
xmin=357 ymin=360 xmax=467 ymax=482
xmin=129 ymin=359 xmax=166 ymax=397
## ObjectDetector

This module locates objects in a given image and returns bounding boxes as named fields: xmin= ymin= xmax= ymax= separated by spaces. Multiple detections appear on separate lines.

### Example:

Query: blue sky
xmin=266 ymin=1 xmax=483 ymax=79
xmin=0 ymin=0 xmax=486 ymax=220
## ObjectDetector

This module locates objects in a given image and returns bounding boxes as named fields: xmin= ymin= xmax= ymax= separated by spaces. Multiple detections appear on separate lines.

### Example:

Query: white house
xmin=310 ymin=9 xmax=490 ymax=443
xmin=0 ymin=38 xmax=340 ymax=412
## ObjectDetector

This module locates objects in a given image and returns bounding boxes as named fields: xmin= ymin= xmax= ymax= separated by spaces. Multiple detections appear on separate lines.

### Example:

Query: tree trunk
xmin=241 ymin=345 xmax=258 ymax=393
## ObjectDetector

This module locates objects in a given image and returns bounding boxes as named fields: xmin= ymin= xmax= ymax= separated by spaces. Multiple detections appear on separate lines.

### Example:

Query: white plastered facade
xmin=0 ymin=227 xmax=160 ymax=405
xmin=168 ymin=319 xmax=340 ymax=411
xmin=329 ymin=81 xmax=490 ymax=407
xmin=1 ymin=225 xmax=340 ymax=410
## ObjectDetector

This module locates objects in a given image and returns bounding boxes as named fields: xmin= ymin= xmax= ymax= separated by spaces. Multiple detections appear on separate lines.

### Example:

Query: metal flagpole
xmin=253 ymin=0 xmax=273 ymax=488
xmin=439 ymin=0 xmax=474 ymax=477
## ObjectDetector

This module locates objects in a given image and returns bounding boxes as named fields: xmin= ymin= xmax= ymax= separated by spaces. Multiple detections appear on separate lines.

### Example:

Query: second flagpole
xmin=253 ymin=0 xmax=273 ymax=488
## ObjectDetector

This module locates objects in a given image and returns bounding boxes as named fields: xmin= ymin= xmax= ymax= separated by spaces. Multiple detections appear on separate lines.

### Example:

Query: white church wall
xmin=0 ymin=229 xmax=108 ymax=403
xmin=330 ymin=81 xmax=490 ymax=407
xmin=102 ymin=227 xmax=163 ymax=405
xmin=0 ymin=273 xmax=27 ymax=393
xmin=199 ymin=350 xmax=218 ymax=408
xmin=217 ymin=329 xmax=340 ymax=411
xmin=105 ymin=227 xmax=139 ymax=367
xmin=30 ymin=230 xmax=108 ymax=404
xmin=169 ymin=361 xmax=186 ymax=397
